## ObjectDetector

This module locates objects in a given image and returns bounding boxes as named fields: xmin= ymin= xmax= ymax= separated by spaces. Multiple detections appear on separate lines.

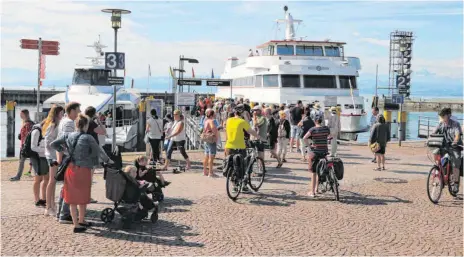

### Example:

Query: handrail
xmin=417 ymin=116 xmax=464 ymax=138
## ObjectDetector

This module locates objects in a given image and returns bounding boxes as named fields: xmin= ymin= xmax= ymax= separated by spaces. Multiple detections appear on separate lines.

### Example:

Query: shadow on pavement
xmin=339 ymin=190 xmax=412 ymax=206
xmin=238 ymin=189 xmax=298 ymax=207
xmin=390 ymin=170 xmax=428 ymax=175
xmin=373 ymin=177 xmax=409 ymax=184
xmin=87 ymin=219 xmax=204 ymax=248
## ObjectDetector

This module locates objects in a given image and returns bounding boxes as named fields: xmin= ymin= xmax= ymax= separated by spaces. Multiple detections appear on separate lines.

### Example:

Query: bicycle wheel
xmin=427 ymin=166 xmax=443 ymax=204
xmin=226 ymin=169 xmax=242 ymax=201
xmin=248 ymin=157 xmax=265 ymax=192
xmin=329 ymin=167 xmax=339 ymax=201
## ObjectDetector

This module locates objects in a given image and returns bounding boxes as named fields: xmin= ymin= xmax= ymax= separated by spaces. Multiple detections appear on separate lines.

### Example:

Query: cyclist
xmin=303 ymin=115 xmax=331 ymax=197
xmin=225 ymin=104 xmax=261 ymax=192
xmin=433 ymin=107 xmax=462 ymax=194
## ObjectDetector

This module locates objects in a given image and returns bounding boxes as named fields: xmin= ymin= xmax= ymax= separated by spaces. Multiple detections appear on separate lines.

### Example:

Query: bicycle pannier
xmin=427 ymin=134 xmax=444 ymax=148
xmin=333 ymin=158 xmax=344 ymax=180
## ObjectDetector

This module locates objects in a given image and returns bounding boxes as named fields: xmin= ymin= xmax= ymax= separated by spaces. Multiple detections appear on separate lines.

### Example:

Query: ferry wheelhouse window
xmin=255 ymin=75 xmax=263 ymax=87
xmin=296 ymin=46 xmax=323 ymax=56
xmin=339 ymin=76 xmax=357 ymax=89
xmin=325 ymin=47 xmax=340 ymax=57
xmin=73 ymin=69 xmax=111 ymax=85
xmin=281 ymin=75 xmax=300 ymax=88
xmin=263 ymin=75 xmax=279 ymax=87
xmin=303 ymin=75 xmax=336 ymax=89
xmin=344 ymin=104 xmax=363 ymax=109
xmin=276 ymin=45 xmax=294 ymax=55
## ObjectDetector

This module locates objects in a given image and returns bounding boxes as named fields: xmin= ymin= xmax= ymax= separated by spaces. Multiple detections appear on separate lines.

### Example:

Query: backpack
xmin=20 ymin=126 xmax=43 ymax=158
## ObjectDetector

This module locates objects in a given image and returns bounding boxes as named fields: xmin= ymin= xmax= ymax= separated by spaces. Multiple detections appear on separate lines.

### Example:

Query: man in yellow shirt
xmin=225 ymin=104 xmax=260 ymax=152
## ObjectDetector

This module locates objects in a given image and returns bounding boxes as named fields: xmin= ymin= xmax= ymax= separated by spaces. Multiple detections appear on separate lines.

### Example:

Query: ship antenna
xmin=85 ymin=35 xmax=107 ymax=65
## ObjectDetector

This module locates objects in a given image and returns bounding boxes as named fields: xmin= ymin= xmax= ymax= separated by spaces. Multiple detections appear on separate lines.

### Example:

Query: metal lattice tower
xmin=388 ymin=31 xmax=414 ymax=97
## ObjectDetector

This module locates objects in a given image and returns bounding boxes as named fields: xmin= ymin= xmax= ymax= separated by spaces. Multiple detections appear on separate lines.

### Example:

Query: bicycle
xmin=226 ymin=140 xmax=266 ymax=201
xmin=426 ymin=136 xmax=462 ymax=204
xmin=314 ymin=153 xmax=340 ymax=201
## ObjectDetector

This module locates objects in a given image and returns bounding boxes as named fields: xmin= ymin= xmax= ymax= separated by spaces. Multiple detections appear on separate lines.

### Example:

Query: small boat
xmin=43 ymin=36 xmax=140 ymax=150
xmin=216 ymin=6 xmax=369 ymax=136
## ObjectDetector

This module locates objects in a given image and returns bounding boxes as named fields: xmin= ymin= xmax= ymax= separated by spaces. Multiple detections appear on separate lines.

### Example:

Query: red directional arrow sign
xmin=41 ymin=45 xmax=60 ymax=51
xmin=42 ymin=49 xmax=59 ymax=56
xmin=41 ymin=40 xmax=59 ymax=47
xmin=20 ymin=39 xmax=39 ymax=45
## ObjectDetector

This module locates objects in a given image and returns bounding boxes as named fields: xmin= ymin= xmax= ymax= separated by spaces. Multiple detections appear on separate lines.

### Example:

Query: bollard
xmin=137 ymin=99 xmax=147 ymax=152
xmin=398 ymin=110 xmax=407 ymax=143
xmin=6 ymin=101 xmax=16 ymax=157
xmin=383 ymin=110 xmax=394 ymax=139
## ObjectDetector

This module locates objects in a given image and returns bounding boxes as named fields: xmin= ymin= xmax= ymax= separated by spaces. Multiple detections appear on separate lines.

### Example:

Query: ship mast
xmin=276 ymin=6 xmax=302 ymax=41
xmin=85 ymin=35 xmax=107 ymax=65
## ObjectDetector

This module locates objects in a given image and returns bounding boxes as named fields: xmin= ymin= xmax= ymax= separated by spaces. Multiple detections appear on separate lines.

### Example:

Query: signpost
xmin=177 ymin=79 xmax=202 ymax=86
xmin=105 ymin=52 xmax=125 ymax=70
xmin=392 ymin=94 xmax=404 ymax=104
xmin=108 ymin=77 xmax=125 ymax=85
xmin=206 ymin=79 xmax=231 ymax=86
xmin=20 ymin=38 xmax=60 ymax=118
xmin=176 ymin=92 xmax=195 ymax=106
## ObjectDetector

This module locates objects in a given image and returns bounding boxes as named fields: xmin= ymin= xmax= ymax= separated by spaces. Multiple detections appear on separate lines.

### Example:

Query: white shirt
xmin=31 ymin=127 xmax=45 ymax=157
xmin=44 ymin=125 xmax=58 ymax=160
xmin=147 ymin=117 xmax=163 ymax=139
xmin=58 ymin=117 xmax=75 ymax=137
xmin=170 ymin=120 xmax=186 ymax=141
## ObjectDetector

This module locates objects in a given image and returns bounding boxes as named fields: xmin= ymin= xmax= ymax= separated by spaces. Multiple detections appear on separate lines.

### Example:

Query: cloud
xmin=352 ymin=32 xmax=360 ymax=37
xmin=359 ymin=37 xmax=390 ymax=47
xmin=0 ymin=1 xmax=250 ymax=81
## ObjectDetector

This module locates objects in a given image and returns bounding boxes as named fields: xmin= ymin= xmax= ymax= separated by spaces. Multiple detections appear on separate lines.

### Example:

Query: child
xmin=134 ymin=156 xmax=170 ymax=187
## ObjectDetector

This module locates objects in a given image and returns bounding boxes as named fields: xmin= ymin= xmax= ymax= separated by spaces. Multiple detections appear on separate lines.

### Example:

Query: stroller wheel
xmin=150 ymin=212 xmax=158 ymax=223
xmin=101 ymin=208 xmax=115 ymax=223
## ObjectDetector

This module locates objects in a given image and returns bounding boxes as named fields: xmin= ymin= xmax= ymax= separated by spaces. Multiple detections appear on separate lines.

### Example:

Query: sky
xmin=1 ymin=0 xmax=463 ymax=97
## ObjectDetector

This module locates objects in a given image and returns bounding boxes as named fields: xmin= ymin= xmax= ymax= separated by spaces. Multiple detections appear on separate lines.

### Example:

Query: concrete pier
xmin=378 ymin=97 xmax=463 ymax=112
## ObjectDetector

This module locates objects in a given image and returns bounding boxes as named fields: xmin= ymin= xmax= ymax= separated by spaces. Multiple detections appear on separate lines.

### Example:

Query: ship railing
xmin=417 ymin=116 xmax=463 ymax=139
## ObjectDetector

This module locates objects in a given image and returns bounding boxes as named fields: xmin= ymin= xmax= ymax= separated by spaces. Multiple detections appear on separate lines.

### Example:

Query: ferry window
xmin=339 ymin=76 xmax=357 ymax=89
xmin=296 ymin=46 xmax=323 ymax=56
xmin=268 ymin=45 xmax=275 ymax=56
xmin=255 ymin=75 xmax=263 ymax=87
xmin=247 ymin=76 xmax=254 ymax=86
xmin=325 ymin=47 xmax=340 ymax=57
xmin=344 ymin=104 xmax=354 ymax=109
xmin=277 ymin=45 xmax=294 ymax=55
xmin=72 ymin=69 xmax=110 ymax=85
xmin=263 ymin=75 xmax=279 ymax=87
xmin=281 ymin=75 xmax=300 ymax=88
xmin=303 ymin=75 xmax=336 ymax=89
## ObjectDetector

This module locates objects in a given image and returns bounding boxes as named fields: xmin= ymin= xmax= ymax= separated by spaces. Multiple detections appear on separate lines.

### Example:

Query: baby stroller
xmin=101 ymin=164 xmax=159 ymax=229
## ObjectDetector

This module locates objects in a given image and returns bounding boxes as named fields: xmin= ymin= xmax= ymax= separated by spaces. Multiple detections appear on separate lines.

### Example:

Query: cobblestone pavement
xmin=1 ymin=143 xmax=463 ymax=255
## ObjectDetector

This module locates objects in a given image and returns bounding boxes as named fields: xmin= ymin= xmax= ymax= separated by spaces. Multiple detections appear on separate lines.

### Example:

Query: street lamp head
xmin=180 ymin=57 xmax=199 ymax=64
xmin=101 ymin=9 xmax=131 ymax=29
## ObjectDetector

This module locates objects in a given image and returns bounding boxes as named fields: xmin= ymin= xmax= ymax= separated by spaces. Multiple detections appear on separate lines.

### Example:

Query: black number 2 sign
xmin=105 ymin=52 xmax=125 ymax=70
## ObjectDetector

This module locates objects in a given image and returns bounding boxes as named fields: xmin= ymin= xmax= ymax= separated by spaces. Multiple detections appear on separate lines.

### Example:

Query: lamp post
xmin=179 ymin=56 xmax=199 ymax=93
xmin=101 ymin=8 xmax=131 ymax=152
xmin=173 ymin=68 xmax=185 ymax=109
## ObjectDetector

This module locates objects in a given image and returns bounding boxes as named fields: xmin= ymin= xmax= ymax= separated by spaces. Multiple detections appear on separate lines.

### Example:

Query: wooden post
xmin=6 ymin=101 xmax=16 ymax=157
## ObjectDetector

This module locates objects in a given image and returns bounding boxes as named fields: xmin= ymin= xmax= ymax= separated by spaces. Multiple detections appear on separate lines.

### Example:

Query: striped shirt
xmin=306 ymin=125 xmax=330 ymax=154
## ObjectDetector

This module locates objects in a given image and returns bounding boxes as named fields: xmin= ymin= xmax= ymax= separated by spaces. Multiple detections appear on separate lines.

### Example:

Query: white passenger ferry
xmin=43 ymin=37 xmax=140 ymax=149
xmin=216 ymin=6 xmax=369 ymax=136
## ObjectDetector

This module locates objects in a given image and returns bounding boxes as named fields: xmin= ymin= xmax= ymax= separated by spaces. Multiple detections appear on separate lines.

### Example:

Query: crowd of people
xmin=10 ymin=95 xmax=461 ymax=232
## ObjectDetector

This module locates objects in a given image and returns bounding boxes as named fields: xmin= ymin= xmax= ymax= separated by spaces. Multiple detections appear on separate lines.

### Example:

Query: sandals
xmin=373 ymin=167 xmax=382 ymax=171
xmin=382 ymin=167 xmax=386 ymax=170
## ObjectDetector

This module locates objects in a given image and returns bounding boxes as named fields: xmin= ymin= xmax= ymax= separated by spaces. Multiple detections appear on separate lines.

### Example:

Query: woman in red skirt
xmin=52 ymin=113 xmax=111 ymax=233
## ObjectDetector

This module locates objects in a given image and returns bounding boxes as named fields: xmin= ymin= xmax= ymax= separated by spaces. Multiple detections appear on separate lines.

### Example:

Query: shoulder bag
xmin=201 ymin=120 xmax=216 ymax=144
xmin=55 ymin=133 xmax=83 ymax=181
xmin=370 ymin=142 xmax=380 ymax=153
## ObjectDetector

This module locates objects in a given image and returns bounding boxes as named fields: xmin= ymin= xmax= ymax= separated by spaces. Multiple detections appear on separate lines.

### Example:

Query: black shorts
xmin=375 ymin=146 xmax=386 ymax=155
xmin=47 ymin=158 xmax=59 ymax=167
xmin=255 ymin=141 xmax=265 ymax=152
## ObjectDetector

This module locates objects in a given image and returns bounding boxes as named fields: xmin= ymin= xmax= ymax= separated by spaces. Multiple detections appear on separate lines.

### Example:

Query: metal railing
xmin=183 ymin=113 xmax=224 ymax=151
xmin=418 ymin=116 xmax=464 ymax=138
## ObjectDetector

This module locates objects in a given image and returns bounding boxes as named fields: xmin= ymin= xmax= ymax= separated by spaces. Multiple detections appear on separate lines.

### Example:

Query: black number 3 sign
xmin=105 ymin=52 xmax=125 ymax=70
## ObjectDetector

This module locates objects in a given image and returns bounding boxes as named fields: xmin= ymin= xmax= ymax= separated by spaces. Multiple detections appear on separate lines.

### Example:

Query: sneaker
xmin=242 ymin=186 xmax=250 ymax=192
xmin=9 ymin=177 xmax=20 ymax=181
xmin=59 ymin=216 xmax=74 ymax=224
xmin=24 ymin=171 xmax=31 ymax=176
xmin=47 ymin=208 xmax=56 ymax=216
xmin=163 ymin=181 xmax=171 ymax=187
xmin=44 ymin=209 xmax=50 ymax=216
xmin=90 ymin=198 xmax=98 ymax=204
xmin=282 ymin=159 xmax=287 ymax=163
xmin=371 ymin=158 xmax=377 ymax=163
xmin=73 ymin=227 xmax=87 ymax=233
